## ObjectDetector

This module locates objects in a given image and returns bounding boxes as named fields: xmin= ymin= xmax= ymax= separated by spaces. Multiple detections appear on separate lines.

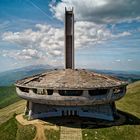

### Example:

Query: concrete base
xmin=26 ymin=101 xmax=116 ymax=121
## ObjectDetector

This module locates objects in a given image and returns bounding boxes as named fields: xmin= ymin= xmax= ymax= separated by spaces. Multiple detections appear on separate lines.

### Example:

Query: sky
xmin=0 ymin=0 xmax=140 ymax=72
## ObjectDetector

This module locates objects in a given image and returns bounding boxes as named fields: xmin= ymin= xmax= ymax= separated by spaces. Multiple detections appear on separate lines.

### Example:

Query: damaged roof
xmin=15 ymin=69 xmax=128 ymax=90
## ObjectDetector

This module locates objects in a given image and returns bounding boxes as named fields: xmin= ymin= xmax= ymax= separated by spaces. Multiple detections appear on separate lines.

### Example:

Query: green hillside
xmin=0 ymin=86 xmax=21 ymax=109
xmin=117 ymin=81 xmax=140 ymax=117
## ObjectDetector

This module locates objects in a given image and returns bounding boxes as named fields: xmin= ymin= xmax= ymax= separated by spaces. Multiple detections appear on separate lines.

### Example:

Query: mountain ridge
xmin=0 ymin=64 xmax=140 ymax=86
xmin=0 ymin=64 xmax=54 ymax=86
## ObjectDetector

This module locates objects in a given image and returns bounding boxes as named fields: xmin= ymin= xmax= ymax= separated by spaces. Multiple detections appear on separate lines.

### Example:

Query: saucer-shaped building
xmin=15 ymin=9 xmax=127 ymax=121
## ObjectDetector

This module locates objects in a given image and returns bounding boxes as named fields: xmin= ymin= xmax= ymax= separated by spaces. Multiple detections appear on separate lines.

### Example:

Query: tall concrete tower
xmin=65 ymin=8 xmax=74 ymax=69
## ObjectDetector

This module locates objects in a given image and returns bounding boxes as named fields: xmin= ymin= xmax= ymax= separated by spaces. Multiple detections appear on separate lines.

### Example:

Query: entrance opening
xmin=74 ymin=110 xmax=77 ymax=116
xmin=66 ymin=110 xmax=69 ymax=116
xmin=62 ymin=110 xmax=64 ymax=116
xmin=70 ymin=110 xmax=73 ymax=116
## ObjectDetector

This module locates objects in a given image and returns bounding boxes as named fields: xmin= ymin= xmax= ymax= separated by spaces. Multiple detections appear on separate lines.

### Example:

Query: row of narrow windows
xmin=59 ymin=90 xmax=83 ymax=96
xmin=88 ymin=89 xmax=107 ymax=96
xmin=19 ymin=87 xmax=29 ymax=93
xmin=19 ymin=87 xmax=124 ymax=96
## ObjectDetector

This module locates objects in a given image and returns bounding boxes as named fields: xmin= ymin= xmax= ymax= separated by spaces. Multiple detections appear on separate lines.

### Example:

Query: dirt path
xmin=16 ymin=114 xmax=46 ymax=140
xmin=33 ymin=124 xmax=46 ymax=140
xmin=16 ymin=114 xmax=59 ymax=140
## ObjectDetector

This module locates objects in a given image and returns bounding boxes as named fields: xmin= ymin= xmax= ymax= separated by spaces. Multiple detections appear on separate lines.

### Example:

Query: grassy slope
xmin=117 ymin=81 xmax=140 ymax=117
xmin=0 ymin=85 xmax=36 ymax=140
xmin=0 ymin=86 xmax=21 ymax=109
xmin=0 ymin=100 xmax=26 ymax=124
xmin=16 ymin=123 xmax=36 ymax=140
xmin=45 ymin=129 xmax=60 ymax=140
xmin=0 ymin=116 xmax=17 ymax=140
xmin=0 ymin=85 xmax=25 ymax=124
xmin=0 ymin=116 xmax=36 ymax=140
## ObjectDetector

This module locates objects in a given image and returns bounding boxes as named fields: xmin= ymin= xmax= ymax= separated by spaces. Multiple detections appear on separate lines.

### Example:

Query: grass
xmin=82 ymin=81 xmax=140 ymax=140
xmin=0 ymin=100 xmax=25 ymax=124
xmin=83 ymin=125 xmax=140 ymax=140
xmin=0 ymin=85 xmax=21 ymax=109
xmin=45 ymin=129 xmax=60 ymax=140
xmin=117 ymin=81 xmax=140 ymax=117
xmin=0 ymin=85 xmax=35 ymax=140
xmin=0 ymin=115 xmax=18 ymax=140
xmin=0 ymin=85 xmax=25 ymax=124
xmin=0 ymin=115 xmax=36 ymax=140
xmin=16 ymin=124 xmax=36 ymax=140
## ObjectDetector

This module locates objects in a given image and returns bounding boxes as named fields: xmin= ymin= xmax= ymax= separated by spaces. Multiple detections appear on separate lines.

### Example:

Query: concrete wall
xmin=27 ymin=102 xmax=114 ymax=121
xmin=16 ymin=87 xmax=126 ymax=106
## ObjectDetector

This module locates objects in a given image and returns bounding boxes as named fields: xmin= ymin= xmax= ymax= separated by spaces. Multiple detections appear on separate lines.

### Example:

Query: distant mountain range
xmin=0 ymin=64 xmax=54 ymax=86
xmin=92 ymin=69 xmax=140 ymax=83
xmin=0 ymin=64 xmax=140 ymax=86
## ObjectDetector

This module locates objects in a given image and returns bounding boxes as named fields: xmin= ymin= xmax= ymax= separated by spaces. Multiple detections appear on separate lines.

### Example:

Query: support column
xmin=28 ymin=101 xmax=33 ymax=120
xmin=72 ymin=110 xmax=75 ymax=116
xmin=107 ymin=88 xmax=113 ymax=101
xmin=82 ymin=90 xmax=89 ymax=97
xmin=24 ymin=101 xmax=29 ymax=115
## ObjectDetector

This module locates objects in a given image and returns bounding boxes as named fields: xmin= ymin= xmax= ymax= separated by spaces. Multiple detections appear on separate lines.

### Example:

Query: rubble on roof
xmin=16 ymin=69 xmax=128 ymax=89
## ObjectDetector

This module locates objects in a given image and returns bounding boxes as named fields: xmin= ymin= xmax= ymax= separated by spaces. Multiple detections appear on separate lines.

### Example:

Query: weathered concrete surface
xmin=27 ymin=103 xmax=114 ymax=121
xmin=16 ymin=69 xmax=127 ymax=90
xmin=60 ymin=125 xmax=82 ymax=140
xmin=16 ymin=87 xmax=126 ymax=106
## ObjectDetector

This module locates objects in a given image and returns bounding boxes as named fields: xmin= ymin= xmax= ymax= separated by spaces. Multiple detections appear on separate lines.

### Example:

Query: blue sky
xmin=0 ymin=0 xmax=140 ymax=72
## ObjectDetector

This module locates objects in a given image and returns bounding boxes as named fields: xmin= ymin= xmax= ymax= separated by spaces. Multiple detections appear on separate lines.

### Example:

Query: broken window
xmin=19 ymin=87 xmax=29 ymax=93
xmin=113 ymin=87 xmax=124 ymax=94
xmin=32 ymin=88 xmax=37 ymax=94
xmin=88 ymin=89 xmax=107 ymax=96
xmin=59 ymin=90 xmax=83 ymax=96
xmin=47 ymin=89 xmax=53 ymax=95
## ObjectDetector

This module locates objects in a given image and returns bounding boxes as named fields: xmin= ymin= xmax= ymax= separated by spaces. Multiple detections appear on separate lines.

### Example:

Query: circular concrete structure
xmin=16 ymin=69 xmax=127 ymax=105
xmin=15 ymin=69 xmax=128 ymax=120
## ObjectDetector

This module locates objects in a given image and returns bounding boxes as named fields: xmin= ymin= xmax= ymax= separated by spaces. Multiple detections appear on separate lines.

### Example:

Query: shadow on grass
xmin=117 ymin=110 xmax=140 ymax=125
xmin=40 ymin=110 xmax=140 ymax=129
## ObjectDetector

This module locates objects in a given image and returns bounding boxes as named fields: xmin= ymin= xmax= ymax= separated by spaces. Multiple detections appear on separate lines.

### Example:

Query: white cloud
xmin=1 ymin=49 xmax=41 ymax=60
xmin=1 ymin=22 xmax=130 ymax=66
xmin=128 ymin=59 xmax=132 ymax=62
xmin=0 ymin=0 xmax=135 ymax=69
xmin=115 ymin=59 xmax=121 ymax=62
xmin=50 ymin=0 xmax=140 ymax=24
